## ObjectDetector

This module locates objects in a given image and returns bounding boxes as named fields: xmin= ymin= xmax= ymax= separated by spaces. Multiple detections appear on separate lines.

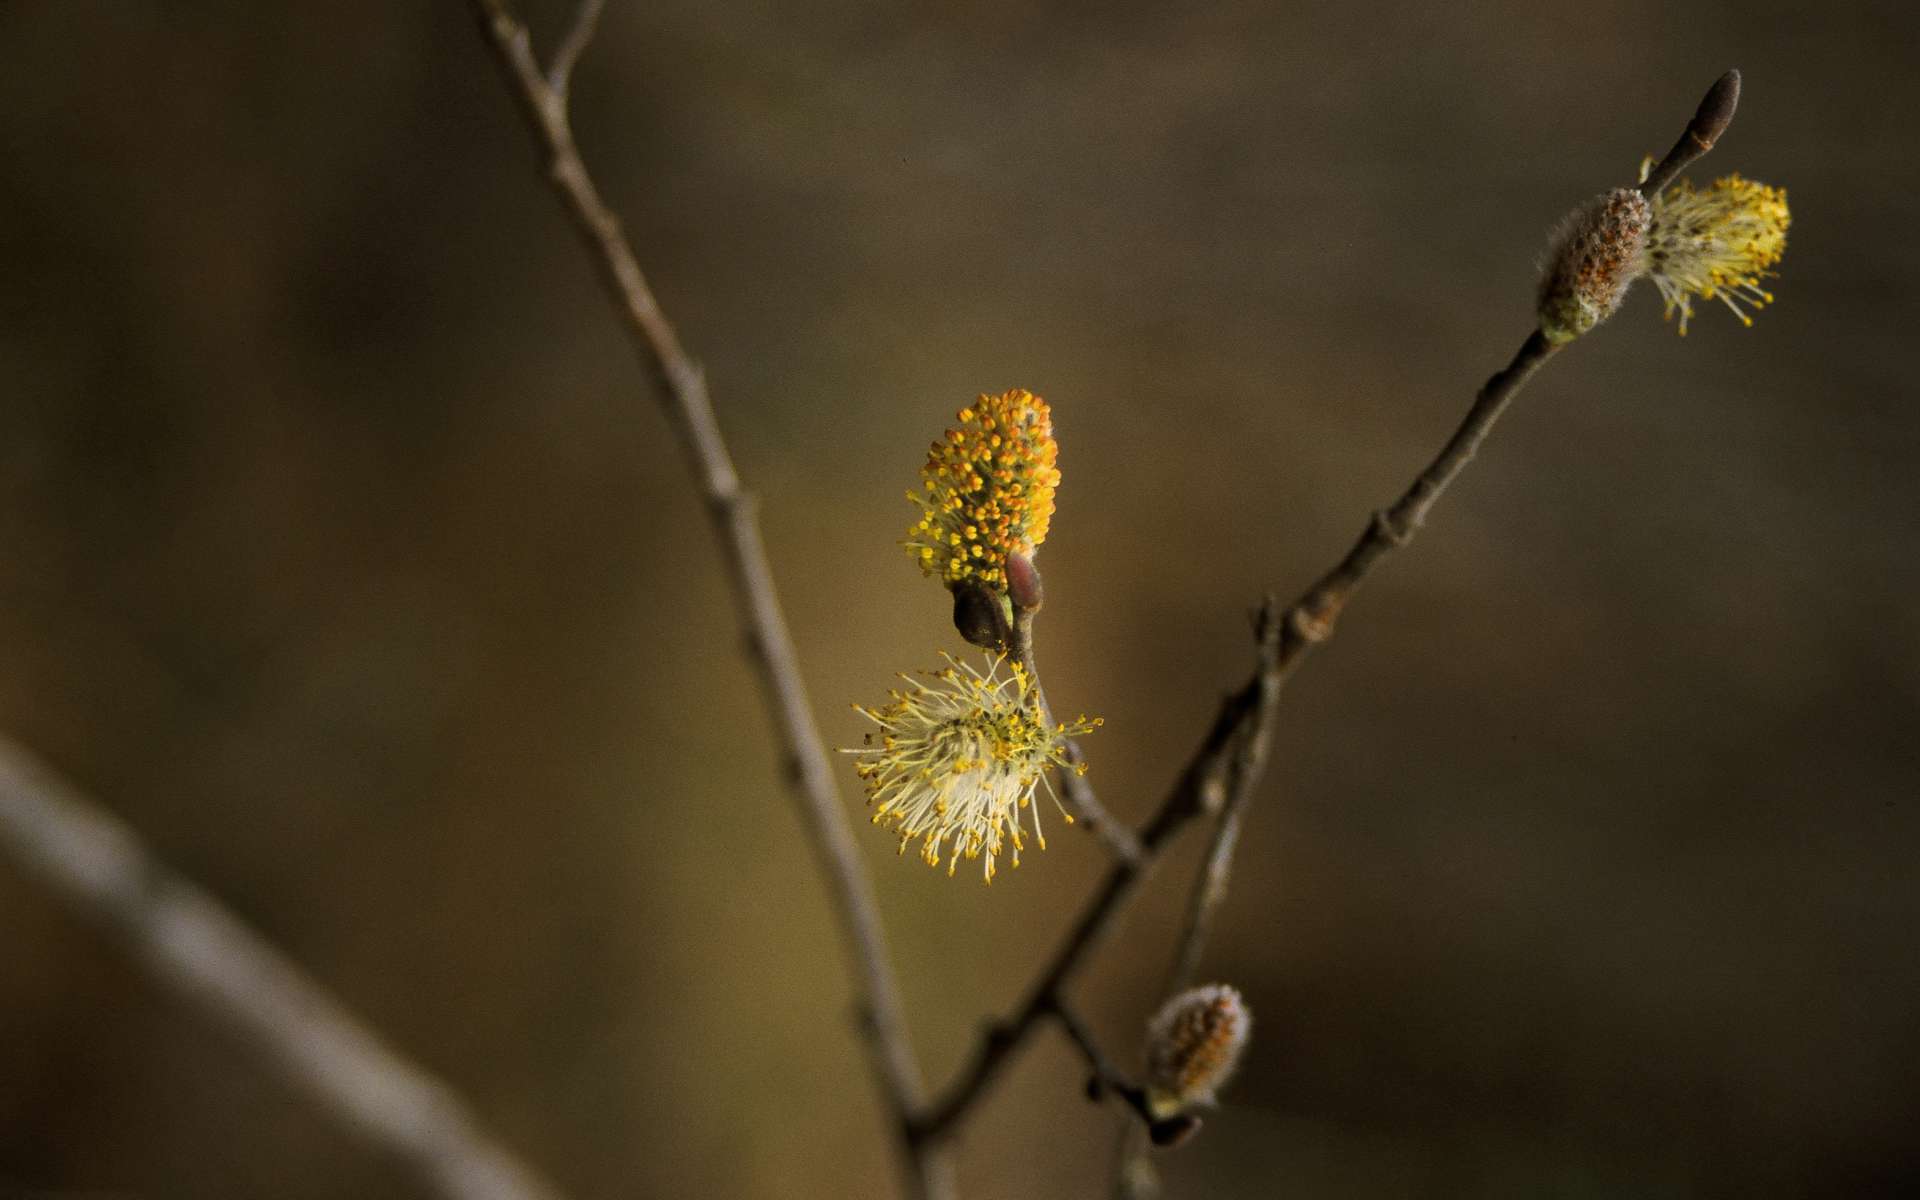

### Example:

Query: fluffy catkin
xmin=1537 ymin=188 xmax=1652 ymax=345
xmin=1144 ymin=984 xmax=1251 ymax=1116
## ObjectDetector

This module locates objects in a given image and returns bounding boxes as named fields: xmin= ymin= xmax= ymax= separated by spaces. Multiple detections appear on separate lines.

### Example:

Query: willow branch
xmin=1010 ymin=606 xmax=1143 ymax=866
xmin=1109 ymin=71 xmax=1747 ymax=1194
xmin=1161 ymin=603 xmax=1283 ymax=994
xmin=919 ymin=232 xmax=1574 ymax=1158
xmin=465 ymin=4 xmax=939 ymax=1195
xmin=0 ymin=737 xmax=567 ymax=1200
xmin=910 ymin=597 xmax=1284 ymax=1143
xmin=547 ymin=0 xmax=605 ymax=100
xmin=918 ymin=331 xmax=1553 ymax=1142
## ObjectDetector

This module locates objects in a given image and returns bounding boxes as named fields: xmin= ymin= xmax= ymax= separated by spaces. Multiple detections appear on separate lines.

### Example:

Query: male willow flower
xmin=904 ymin=389 xmax=1061 ymax=595
xmin=844 ymin=653 xmax=1099 ymax=883
xmin=1645 ymin=172 xmax=1791 ymax=335
xmin=1144 ymin=984 xmax=1251 ymax=1117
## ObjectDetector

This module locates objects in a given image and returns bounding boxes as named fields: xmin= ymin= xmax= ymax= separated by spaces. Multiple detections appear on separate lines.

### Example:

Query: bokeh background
xmin=3 ymin=1 xmax=1916 ymax=1196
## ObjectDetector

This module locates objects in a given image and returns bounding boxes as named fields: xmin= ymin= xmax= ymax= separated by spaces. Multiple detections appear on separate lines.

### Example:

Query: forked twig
xmin=915 ymin=326 xmax=1558 ymax=1145
xmin=1110 ymin=71 xmax=1746 ymax=1195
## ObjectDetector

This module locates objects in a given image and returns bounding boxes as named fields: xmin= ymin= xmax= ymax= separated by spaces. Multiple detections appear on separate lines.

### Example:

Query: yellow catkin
xmin=904 ymin=390 xmax=1061 ymax=592
xmin=842 ymin=653 xmax=1098 ymax=883
xmin=1645 ymin=173 xmax=1790 ymax=335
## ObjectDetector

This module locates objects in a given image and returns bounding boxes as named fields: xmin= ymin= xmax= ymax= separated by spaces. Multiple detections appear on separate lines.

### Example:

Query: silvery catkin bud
xmin=1536 ymin=188 xmax=1651 ymax=345
xmin=1144 ymin=984 xmax=1251 ymax=1117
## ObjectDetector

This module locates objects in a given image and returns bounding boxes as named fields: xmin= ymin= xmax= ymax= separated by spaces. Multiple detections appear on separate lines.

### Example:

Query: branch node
xmin=1287 ymin=601 xmax=1336 ymax=644
xmin=1370 ymin=507 xmax=1411 ymax=547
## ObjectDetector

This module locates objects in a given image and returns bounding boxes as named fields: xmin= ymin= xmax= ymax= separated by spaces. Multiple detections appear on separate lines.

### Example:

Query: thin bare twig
xmin=464 ymin=3 xmax=943 ymax=1196
xmin=1010 ymin=606 xmax=1144 ymax=866
xmin=0 ymin=737 xmax=566 ymax=1200
xmin=547 ymin=0 xmax=606 ymax=99
xmin=1163 ymin=602 xmax=1284 ymax=994
xmin=1052 ymin=1004 xmax=1152 ymax=1122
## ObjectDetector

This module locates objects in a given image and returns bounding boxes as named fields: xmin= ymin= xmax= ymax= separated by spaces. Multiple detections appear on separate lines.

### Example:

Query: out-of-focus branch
xmin=1053 ymin=1001 xmax=1207 ymax=1149
xmin=0 ymin=737 xmax=566 ymax=1200
xmin=546 ymin=0 xmax=604 ymax=100
xmin=463 ymin=3 xmax=943 ymax=1196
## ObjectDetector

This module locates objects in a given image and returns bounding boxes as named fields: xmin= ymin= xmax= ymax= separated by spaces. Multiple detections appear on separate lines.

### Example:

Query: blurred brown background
xmin=2 ymin=1 xmax=1916 ymax=1196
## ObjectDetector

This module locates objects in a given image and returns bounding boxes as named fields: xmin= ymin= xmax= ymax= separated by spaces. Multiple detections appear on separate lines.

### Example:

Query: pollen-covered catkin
xmin=904 ymin=390 xmax=1060 ymax=595
xmin=842 ymin=654 xmax=1099 ymax=883
xmin=1645 ymin=173 xmax=1790 ymax=335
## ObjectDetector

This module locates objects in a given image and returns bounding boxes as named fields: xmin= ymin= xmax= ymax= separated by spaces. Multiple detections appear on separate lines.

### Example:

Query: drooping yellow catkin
xmin=1645 ymin=173 xmax=1790 ymax=335
xmin=904 ymin=390 xmax=1061 ymax=594
xmin=1144 ymin=984 xmax=1251 ymax=1116
xmin=842 ymin=653 xmax=1099 ymax=883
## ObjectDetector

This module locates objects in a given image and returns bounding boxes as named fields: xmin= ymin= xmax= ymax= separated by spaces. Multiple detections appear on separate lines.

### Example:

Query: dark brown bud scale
xmin=952 ymin=582 xmax=1012 ymax=650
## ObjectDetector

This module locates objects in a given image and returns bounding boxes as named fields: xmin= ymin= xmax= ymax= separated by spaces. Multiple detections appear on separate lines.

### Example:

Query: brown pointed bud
xmin=1636 ymin=70 xmax=1743 ymax=199
xmin=1688 ymin=70 xmax=1741 ymax=155
xmin=1144 ymin=984 xmax=1251 ymax=1117
xmin=1004 ymin=550 xmax=1044 ymax=613
xmin=1537 ymin=188 xmax=1651 ymax=345
xmin=951 ymin=581 xmax=1011 ymax=650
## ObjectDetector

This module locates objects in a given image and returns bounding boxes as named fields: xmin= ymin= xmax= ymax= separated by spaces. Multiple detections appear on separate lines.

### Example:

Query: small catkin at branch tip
xmin=1143 ymin=984 xmax=1251 ymax=1119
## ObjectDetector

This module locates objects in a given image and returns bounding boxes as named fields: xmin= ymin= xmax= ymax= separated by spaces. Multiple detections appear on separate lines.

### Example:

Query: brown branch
xmin=546 ymin=0 xmax=605 ymax=100
xmin=1052 ymin=1001 xmax=1134 ymax=1107
xmin=0 ymin=737 xmax=567 ymax=1200
xmin=1142 ymin=66 xmax=1748 ymax=1049
xmin=459 ymin=29 xmax=1744 ymax=1189
xmin=1010 ymin=605 xmax=1143 ymax=867
xmin=917 ymin=329 xmax=1555 ymax=1146
xmin=910 ymin=598 xmax=1285 ymax=1144
xmin=921 ymin=297 xmax=1619 ymax=1139
xmin=1162 ymin=602 xmax=1284 ymax=994
xmin=1112 ymin=607 xmax=1282 ymax=1193
xmin=1110 ymin=70 xmax=1747 ymax=1195
xmin=463 ymin=4 xmax=944 ymax=1196
xmin=1053 ymin=1000 xmax=1203 ymax=1150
